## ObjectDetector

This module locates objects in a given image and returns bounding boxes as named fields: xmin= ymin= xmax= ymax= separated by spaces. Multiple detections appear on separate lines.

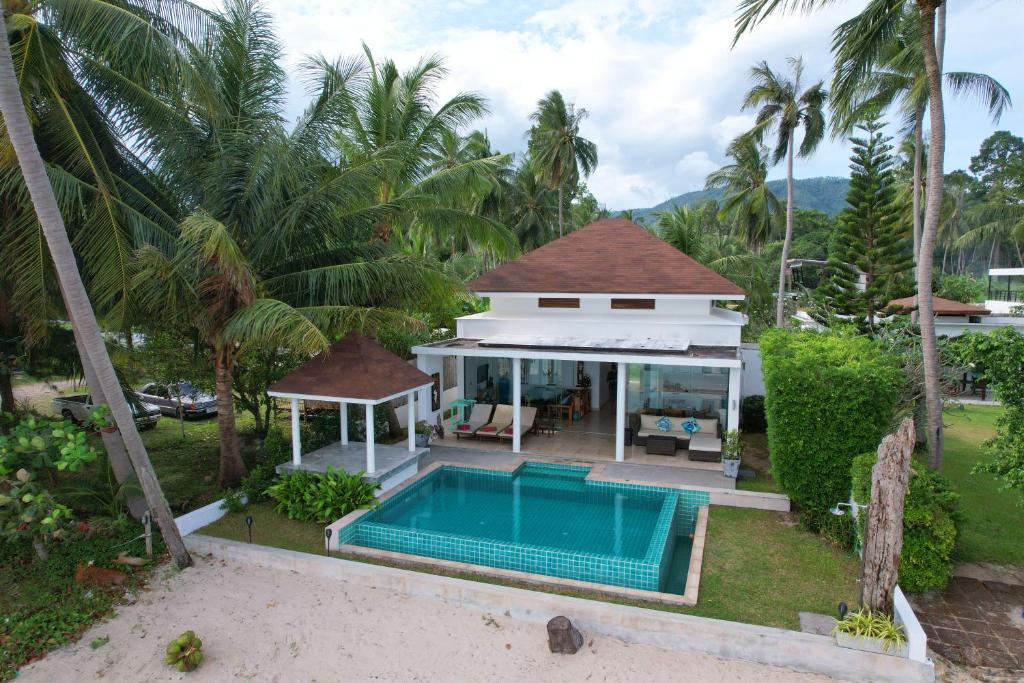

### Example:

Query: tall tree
xmin=817 ymin=116 xmax=912 ymax=331
xmin=830 ymin=6 xmax=1010 ymax=291
xmin=136 ymin=0 xmax=454 ymax=486
xmin=656 ymin=205 xmax=706 ymax=261
xmin=733 ymin=0 xmax=956 ymax=471
xmin=705 ymin=134 xmax=783 ymax=252
xmin=528 ymin=90 xmax=598 ymax=238
xmin=0 ymin=7 xmax=192 ymax=568
xmin=506 ymin=157 xmax=558 ymax=250
xmin=741 ymin=57 xmax=827 ymax=328
xmin=320 ymin=47 xmax=516 ymax=257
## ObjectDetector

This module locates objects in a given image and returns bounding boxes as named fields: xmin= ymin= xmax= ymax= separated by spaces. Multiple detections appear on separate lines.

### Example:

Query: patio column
xmin=512 ymin=358 xmax=522 ymax=453
xmin=407 ymin=391 xmax=416 ymax=452
xmin=290 ymin=397 xmax=301 ymax=467
xmin=614 ymin=361 xmax=626 ymax=462
xmin=339 ymin=402 xmax=348 ymax=445
xmin=365 ymin=403 xmax=376 ymax=473
xmin=727 ymin=366 xmax=741 ymax=433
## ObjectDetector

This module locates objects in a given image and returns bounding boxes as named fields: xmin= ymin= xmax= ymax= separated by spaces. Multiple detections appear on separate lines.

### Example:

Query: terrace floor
xmin=431 ymin=402 xmax=734 ymax=489
xmin=276 ymin=441 xmax=428 ymax=484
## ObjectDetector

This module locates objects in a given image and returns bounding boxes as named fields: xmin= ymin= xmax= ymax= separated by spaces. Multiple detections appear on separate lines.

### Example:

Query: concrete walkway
xmin=423 ymin=445 xmax=735 ymax=489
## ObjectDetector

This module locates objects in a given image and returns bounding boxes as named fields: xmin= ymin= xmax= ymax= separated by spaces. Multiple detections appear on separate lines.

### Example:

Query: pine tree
xmin=818 ymin=115 xmax=912 ymax=333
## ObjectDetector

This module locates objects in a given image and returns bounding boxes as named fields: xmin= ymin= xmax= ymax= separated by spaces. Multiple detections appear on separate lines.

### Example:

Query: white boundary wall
xmin=174 ymin=497 xmax=234 ymax=535
xmin=184 ymin=535 xmax=934 ymax=683
xmin=739 ymin=343 xmax=765 ymax=398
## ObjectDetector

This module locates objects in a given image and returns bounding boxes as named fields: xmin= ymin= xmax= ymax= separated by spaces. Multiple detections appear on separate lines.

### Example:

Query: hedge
xmin=760 ymin=329 xmax=903 ymax=528
xmin=851 ymin=452 xmax=961 ymax=593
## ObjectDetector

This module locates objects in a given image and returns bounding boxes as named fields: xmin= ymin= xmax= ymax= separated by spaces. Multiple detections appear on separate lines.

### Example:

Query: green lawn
xmin=941 ymin=404 xmax=1022 ymax=566
xmin=200 ymin=502 xmax=859 ymax=631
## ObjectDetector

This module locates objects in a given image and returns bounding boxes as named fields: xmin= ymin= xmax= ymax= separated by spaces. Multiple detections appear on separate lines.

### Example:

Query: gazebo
xmin=267 ymin=333 xmax=433 ymax=487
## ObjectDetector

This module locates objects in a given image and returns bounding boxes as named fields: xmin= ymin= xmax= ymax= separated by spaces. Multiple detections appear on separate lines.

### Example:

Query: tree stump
xmin=861 ymin=418 xmax=915 ymax=616
xmin=546 ymin=616 xmax=584 ymax=654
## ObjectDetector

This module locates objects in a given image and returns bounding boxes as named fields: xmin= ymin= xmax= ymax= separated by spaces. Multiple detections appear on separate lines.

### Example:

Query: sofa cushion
xmin=655 ymin=416 xmax=672 ymax=432
xmin=689 ymin=433 xmax=722 ymax=452
xmin=640 ymin=414 xmax=662 ymax=431
xmin=695 ymin=418 xmax=719 ymax=435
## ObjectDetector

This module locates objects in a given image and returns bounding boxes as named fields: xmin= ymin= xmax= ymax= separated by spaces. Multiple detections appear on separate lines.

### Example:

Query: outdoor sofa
xmin=631 ymin=413 xmax=723 ymax=460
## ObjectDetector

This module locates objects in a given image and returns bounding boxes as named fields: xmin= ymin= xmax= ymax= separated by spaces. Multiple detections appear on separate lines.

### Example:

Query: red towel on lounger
xmin=479 ymin=426 xmax=496 ymax=432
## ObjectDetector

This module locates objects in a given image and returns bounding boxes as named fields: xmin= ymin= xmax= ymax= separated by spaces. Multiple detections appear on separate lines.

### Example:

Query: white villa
xmin=412 ymin=218 xmax=747 ymax=466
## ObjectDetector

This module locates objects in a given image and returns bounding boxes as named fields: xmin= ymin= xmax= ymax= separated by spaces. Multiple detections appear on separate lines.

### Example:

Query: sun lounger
xmin=498 ymin=406 xmax=538 ymax=442
xmin=453 ymin=403 xmax=494 ymax=439
xmin=475 ymin=404 xmax=513 ymax=439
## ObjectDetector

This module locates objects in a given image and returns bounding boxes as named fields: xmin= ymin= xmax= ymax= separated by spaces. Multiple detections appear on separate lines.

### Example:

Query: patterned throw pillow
xmin=656 ymin=416 xmax=672 ymax=432
xmin=682 ymin=418 xmax=700 ymax=434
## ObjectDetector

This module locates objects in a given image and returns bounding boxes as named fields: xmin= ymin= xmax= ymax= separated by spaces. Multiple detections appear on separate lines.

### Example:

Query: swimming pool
xmin=336 ymin=462 xmax=709 ymax=594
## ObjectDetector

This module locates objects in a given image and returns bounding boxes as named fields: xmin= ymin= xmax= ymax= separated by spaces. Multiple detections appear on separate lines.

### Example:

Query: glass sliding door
xmin=626 ymin=363 xmax=729 ymax=425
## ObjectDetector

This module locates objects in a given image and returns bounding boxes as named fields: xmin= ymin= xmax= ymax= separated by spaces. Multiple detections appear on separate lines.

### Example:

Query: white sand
xmin=19 ymin=555 xmax=844 ymax=682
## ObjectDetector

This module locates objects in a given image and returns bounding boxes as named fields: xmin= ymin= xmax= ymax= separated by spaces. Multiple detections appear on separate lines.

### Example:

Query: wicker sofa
xmin=629 ymin=413 xmax=723 ymax=461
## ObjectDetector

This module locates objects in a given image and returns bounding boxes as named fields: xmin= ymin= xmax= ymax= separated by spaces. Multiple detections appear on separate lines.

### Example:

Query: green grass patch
xmin=0 ymin=519 xmax=164 ymax=681
xmin=198 ymin=503 xmax=858 ymax=630
xmin=941 ymin=404 xmax=1022 ymax=565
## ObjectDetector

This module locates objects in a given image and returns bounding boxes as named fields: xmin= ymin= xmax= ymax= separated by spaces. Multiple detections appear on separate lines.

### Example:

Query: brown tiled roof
xmin=268 ymin=332 xmax=432 ymax=401
xmin=469 ymin=218 xmax=745 ymax=296
xmin=886 ymin=296 xmax=991 ymax=316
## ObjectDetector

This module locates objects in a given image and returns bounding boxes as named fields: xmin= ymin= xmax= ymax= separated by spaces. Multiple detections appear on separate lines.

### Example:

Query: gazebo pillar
xmin=339 ymin=401 xmax=348 ymax=445
xmin=290 ymin=397 xmax=301 ymax=466
xmin=407 ymin=391 xmax=416 ymax=452
xmin=365 ymin=403 xmax=376 ymax=473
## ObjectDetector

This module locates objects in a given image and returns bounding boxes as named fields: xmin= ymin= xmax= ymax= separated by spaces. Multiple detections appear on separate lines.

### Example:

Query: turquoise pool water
xmin=338 ymin=462 xmax=709 ymax=593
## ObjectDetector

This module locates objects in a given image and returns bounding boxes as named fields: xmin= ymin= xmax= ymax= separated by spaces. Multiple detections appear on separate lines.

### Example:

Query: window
xmin=611 ymin=298 xmax=655 ymax=310
xmin=538 ymin=297 xmax=580 ymax=308
xmin=442 ymin=356 xmax=457 ymax=390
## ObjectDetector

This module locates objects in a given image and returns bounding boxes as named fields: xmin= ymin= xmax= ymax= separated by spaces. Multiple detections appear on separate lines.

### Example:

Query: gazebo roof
xmin=268 ymin=332 xmax=433 ymax=403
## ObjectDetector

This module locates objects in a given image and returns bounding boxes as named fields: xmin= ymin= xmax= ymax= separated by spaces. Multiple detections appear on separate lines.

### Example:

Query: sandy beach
xmin=17 ymin=553 xmax=845 ymax=682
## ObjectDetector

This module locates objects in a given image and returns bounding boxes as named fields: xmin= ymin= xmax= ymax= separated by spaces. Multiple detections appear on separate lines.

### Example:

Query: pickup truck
xmin=52 ymin=394 xmax=162 ymax=430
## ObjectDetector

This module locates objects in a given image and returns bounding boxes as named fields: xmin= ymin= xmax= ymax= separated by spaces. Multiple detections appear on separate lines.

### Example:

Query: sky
xmin=196 ymin=0 xmax=1023 ymax=210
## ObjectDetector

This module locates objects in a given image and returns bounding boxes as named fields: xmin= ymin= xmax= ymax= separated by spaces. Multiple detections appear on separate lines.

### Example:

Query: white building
xmin=985 ymin=267 xmax=1023 ymax=315
xmin=413 ymin=218 xmax=746 ymax=463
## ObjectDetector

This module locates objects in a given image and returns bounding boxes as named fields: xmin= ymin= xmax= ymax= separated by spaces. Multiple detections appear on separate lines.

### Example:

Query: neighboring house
xmin=886 ymin=293 xmax=1024 ymax=338
xmin=413 ymin=218 xmax=746 ymax=461
xmin=985 ymin=267 xmax=1023 ymax=315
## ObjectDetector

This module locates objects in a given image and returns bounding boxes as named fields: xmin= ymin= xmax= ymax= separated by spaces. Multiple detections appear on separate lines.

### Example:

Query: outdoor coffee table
xmin=645 ymin=433 xmax=677 ymax=456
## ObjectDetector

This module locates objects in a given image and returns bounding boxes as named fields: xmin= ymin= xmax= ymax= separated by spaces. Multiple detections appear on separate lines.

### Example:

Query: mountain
xmin=629 ymin=176 xmax=850 ymax=222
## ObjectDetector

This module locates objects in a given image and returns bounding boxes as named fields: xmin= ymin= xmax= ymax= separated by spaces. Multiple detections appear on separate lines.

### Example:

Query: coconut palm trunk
xmin=214 ymin=346 xmax=247 ymax=487
xmin=776 ymin=135 xmax=796 ymax=328
xmin=917 ymin=1 xmax=946 ymax=470
xmin=0 ymin=14 xmax=191 ymax=567
xmin=910 ymin=106 xmax=925 ymax=324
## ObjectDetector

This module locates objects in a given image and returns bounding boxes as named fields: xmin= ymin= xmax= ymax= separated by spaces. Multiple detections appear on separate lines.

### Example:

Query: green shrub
xmin=833 ymin=607 xmax=906 ymax=652
xmin=760 ymin=329 xmax=903 ymax=528
xmin=265 ymin=467 xmax=378 ymax=523
xmin=740 ymin=395 xmax=767 ymax=432
xmin=851 ymin=451 xmax=961 ymax=593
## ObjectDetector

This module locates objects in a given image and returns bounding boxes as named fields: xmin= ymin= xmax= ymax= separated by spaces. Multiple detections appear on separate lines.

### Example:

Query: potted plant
xmin=833 ymin=608 xmax=908 ymax=658
xmin=414 ymin=421 xmax=432 ymax=448
xmin=721 ymin=429 xmax=742 ymax=478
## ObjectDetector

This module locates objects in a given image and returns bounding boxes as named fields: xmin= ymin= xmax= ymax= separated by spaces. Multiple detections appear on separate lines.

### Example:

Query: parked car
xmin=52 ymin=393 xmax=161 ymax=430
xmin=135 ymin=381 xmax=218 ymax=418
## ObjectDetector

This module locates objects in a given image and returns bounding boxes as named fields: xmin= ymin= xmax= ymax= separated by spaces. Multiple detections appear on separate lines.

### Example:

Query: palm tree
xmin=740 ymin=57 xmax=827 ymax=328
xmin=705 ymin=135 xmax=783 ymax=252
xmin=656 ymin=206 xmax=706 ymax=261
xmin=528 ymin=90 xmax=599 ymax=237
xmin=733 ymin=0 xmax=950 ymax=468
xmin=506 ymin=158 xmax=558 ymax=250
xmin=0 ymin=8 xmax=192 ymax=568
xmin=0 ymin=0 xmax=211 ymax=516
xmin=136 ymin=0 xmax=454 ymax=487
xmin=317 ymin=47 xmax=516 ymax=258
xmin=831 ymin=6 xmax=1010 ymax=289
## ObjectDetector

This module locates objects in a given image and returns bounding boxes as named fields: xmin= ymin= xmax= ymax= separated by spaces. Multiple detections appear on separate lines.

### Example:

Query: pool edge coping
xmin=326 ymin=459 xmax=711 ymax=606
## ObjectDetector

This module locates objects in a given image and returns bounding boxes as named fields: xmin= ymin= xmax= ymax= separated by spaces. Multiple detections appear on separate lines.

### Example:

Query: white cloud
xmin=195 ymin=0 xmax=1024 ymax=209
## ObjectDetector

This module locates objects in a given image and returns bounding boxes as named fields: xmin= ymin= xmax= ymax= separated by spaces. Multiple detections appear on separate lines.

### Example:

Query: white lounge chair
xmin=498 ymin=406 xmax=538 ymax=443
xmin=475 ymin=404 xmax=513 ymax=439
xmin=453 ymin=403 xmax=493 ymax=439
